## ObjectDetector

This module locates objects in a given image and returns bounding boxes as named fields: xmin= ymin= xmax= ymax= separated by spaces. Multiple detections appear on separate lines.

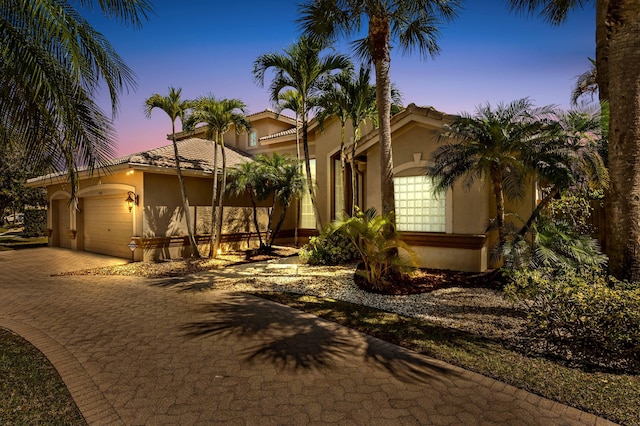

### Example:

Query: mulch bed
xmin=353 ymin=267 xmax=504 ymax=295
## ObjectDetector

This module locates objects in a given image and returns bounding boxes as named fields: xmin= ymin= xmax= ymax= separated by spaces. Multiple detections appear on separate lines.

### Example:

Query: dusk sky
xmin=90 ymin=1 xmax=595 ymax=157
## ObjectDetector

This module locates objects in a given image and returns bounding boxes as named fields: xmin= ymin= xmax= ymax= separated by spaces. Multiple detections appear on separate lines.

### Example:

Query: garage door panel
xmin=83 ymin=194 xmax=133 ymax=259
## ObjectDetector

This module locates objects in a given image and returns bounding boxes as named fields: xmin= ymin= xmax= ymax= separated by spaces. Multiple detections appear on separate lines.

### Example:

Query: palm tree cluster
xmin=228 ymin=154 xmax=305 ymax=250
xmin=507 ymin=0 xmax=640 ymax=281
xmin=426 ymin=98 xmax=608 ymax=269
xmin=0 ymin=0 xmax=152 ymax=197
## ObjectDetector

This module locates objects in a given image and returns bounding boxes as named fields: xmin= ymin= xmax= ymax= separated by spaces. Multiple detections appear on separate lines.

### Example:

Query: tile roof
xmin=259 ymin=127 xmax=298 ymax=141
xmin=27 ymin=138 xmax=252 ymax=185
xmin=125 ymin=137 xmax=252 ymax=172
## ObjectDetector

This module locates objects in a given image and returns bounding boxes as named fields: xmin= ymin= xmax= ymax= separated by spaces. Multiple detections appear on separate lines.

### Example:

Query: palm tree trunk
xmin=370 ymin=16 xmax=395 ymax=220
xmin=172 ymin=122 xmax=200 ymax=258
xmin=213 ymin=137 xmax=227 ymax=257
xmin=516 ymin=187 xmax=560 ymax=242
xmin=209 ymin=136 xmax=220 ymax=258
xmin=270 ymin=203 xmax=289 ymax=246
xmin=339 ymin=122 xmax=348 ymax=216
xmin=350 ymin=128 xmax=361 ymax=215
xmin=302 ymin=115 xmax=324 ymax=230
xmin=248 ymin=188 xmax=264 ymax=248
xmin=605 ymin=2 xmax=640 ymax=281
xmin=490 ymin=167 xmax=507 ymax=259
xmin=265 ymin=191 xmax=278 ymax=248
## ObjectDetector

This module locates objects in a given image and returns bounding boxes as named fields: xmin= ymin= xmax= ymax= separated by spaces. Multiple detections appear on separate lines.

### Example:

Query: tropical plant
xmin=518 ymin=107 xmax=608 ymax=238
xmin=184 ymin=95 xmax=250 ymax=258
xmin=262 ymin=154 xmax=307 ymax=246
xmin=0 ymin=0 xmax=152 ymax=198
xmin=144 ymin=87 xmax=200 ymax=258
xmin=228 ymin=154 xmax=305 ymax=249
xmin=227 ymin=160 xmax=270 ymax=248
xmin=332 ymin=207 xmax=417 ymax=289
xmin=571 ymin=58 xmax=598 ymax=106
xmin=299 ymin=225 xmax=360 ymax=265
xmin=426 ymin=98 xmax=557 ymax=262
xmin=507 ymin=0 xmax=640 ymax=282
xmin=299 ymin=0 xmax=461 ymax=223
xmin=254 ymin=36 xmax=351 ymax=230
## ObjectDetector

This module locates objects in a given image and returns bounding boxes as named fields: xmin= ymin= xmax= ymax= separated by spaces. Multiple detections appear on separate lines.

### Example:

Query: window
xmin=248 ymin=130 xmax=257 ymax=147
xmin=394 ymin=176 xmax=445 ymax=232
xmin=299 ymin=159 xmax=316 ymax=228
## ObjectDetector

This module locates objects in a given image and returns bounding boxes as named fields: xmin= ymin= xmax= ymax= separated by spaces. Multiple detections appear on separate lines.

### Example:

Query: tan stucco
xmin=30 ymin=104 xmax=537 ymax=272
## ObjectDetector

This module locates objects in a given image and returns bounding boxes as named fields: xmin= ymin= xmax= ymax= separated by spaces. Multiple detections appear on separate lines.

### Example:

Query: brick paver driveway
xmin=0 ymin=248 xmax=614 ymax=425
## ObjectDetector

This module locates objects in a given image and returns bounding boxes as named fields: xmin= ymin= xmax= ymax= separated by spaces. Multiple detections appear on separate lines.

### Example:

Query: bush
xmin=299 ymin=226 xmax=359 ymax=266
xmin=505 ymin=267 xmax=640 ymax=371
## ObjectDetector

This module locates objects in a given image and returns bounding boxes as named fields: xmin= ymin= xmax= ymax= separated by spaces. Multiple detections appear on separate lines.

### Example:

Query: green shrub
xmin=332 ymin=207 xmax=417 ymax=289
xmin=505 ymin=267 xmax=640 ymax=371
xmin=299 ymin=226 xmax=359 ymax=266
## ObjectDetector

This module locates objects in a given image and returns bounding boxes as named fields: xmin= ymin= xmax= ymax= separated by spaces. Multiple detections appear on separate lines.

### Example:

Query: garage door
xmin=57 ymin=200 xmax=72 ymax=249
xmin=82 ymin=194 xmax=133 ymax=259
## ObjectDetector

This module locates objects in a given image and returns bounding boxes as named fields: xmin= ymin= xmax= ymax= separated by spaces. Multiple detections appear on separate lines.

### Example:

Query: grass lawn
xmin=0 ymin=235 xmax=48 ymax=251
xmin=255 ymin=292 xmax=640 ymax=426
xmin=0 ymin=329 xmax=86 ymax=425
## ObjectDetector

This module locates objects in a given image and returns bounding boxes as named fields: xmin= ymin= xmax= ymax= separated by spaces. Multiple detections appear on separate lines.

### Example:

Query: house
xmin=27 ymin=105 xmax=537 ymax=271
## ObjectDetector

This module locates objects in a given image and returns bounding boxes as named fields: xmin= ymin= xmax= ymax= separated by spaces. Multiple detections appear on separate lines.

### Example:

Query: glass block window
xmin=248 ymin=130 xmax=257 ymax=147
xmin=299 ymin=159 xmax=316 ymax=228
xmin=394 ymin=176 xmax=446 ymax=232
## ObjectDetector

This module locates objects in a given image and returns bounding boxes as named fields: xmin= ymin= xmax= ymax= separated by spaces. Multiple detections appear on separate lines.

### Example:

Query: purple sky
xmin=91 ymin=1 xmax=595 ymax=157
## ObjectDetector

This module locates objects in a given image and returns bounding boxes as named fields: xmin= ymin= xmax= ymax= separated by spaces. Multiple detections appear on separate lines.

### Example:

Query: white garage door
xmin=57 ymin=200 xmax=72 ymax=249
xmin=82 ymin=194 xmax=133 ymax=259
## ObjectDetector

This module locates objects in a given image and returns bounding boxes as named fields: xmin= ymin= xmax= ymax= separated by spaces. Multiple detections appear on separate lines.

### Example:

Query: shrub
xmin=332 ymin=207 xmax=417 ymax=289
xmin=505 ymin=267 xmax=640 ymax=371
xmin=299 ymin=226 xmax=359 ymax=266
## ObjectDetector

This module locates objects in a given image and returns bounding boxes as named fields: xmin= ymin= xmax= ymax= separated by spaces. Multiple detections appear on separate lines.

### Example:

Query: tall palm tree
xmin=299 ymin=0 xmax=461 ymax=222
xmin=425 ymin=98 xmax=557 ymax=261
xmin=253 ymin=36 xmax=351 ymax=231
xmin=316 ymin=71 xmax=352 ymax=217
xmin=274 ymin=89 xmax=305 ymax=244
xmin=184 ymin=95 xmax=250 ymax=258
xmin=144 ymin=87 xmax=200 ymax=258
xmin=507 ymin=0 xmax=640 ymax=281
xmin=0 ymin=0 xmax=152 ymax=198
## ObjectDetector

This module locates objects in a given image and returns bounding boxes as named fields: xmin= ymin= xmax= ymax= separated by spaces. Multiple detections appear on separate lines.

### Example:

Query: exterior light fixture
xmin=125 ymin=191 xmax=138 ymax=212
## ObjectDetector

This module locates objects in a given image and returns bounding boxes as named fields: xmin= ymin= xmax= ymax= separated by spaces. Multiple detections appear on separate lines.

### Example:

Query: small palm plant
xmin=332 ymin=207 xmax=417 ymax=290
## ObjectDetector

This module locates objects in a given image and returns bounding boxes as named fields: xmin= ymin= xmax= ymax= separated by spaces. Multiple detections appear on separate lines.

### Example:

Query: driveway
xmin=0 ymin=248 xmax=613 ymax=425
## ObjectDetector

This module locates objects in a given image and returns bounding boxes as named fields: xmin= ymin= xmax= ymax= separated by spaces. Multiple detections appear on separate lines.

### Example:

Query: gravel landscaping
xmin=68 ymin=250 xmax=526 ymax=342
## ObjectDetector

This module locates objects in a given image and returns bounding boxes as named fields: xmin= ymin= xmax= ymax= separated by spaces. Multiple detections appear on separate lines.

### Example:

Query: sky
xmin=89 ymin=1 xmax=595 ymax=157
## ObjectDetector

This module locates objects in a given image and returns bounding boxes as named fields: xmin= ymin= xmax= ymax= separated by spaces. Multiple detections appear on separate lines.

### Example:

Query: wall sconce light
xmin=125 ymin=191 xmax=138 ymax=212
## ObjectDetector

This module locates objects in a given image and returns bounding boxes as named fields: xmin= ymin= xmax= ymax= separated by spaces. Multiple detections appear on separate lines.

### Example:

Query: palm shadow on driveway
xmin=181 ymin=293 xmax=460 ymax=384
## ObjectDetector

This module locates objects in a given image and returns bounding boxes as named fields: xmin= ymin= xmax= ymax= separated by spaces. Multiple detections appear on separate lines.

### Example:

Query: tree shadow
xmin=182 ymin=293 xmax=462 ymax=383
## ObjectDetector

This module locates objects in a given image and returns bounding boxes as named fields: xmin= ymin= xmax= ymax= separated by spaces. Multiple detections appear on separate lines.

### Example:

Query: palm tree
xmin=517 ymin=107 xmax=609 ymax=241
xmin=253 ymin=36 xmax=351 ymax=230
xmin=571 ymin=58 xmax=598 ymax=106
xmin=316 ymin=71 xmax=352 ymax=217
xmin=274 ymin=89 xmax=305 ymax=244
xmin=299 ymin=0 xmax=461 ymax=222
xmin=256 ymin=154 xmax=306 ymax=246
xmin=507 ymin=1 xmax=640 ymax=281
xmin=144 ymin=87 xmax=200 ymax=258
xmin=425 ymin=98 xmax=557 ymax=261
xmin=227 ymin=160 xmax=269 ymax=248
xmin=184 ymin=95 xmax=250 ymax=258
xmin=0 ymin=0 xmax=152 ymax=198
